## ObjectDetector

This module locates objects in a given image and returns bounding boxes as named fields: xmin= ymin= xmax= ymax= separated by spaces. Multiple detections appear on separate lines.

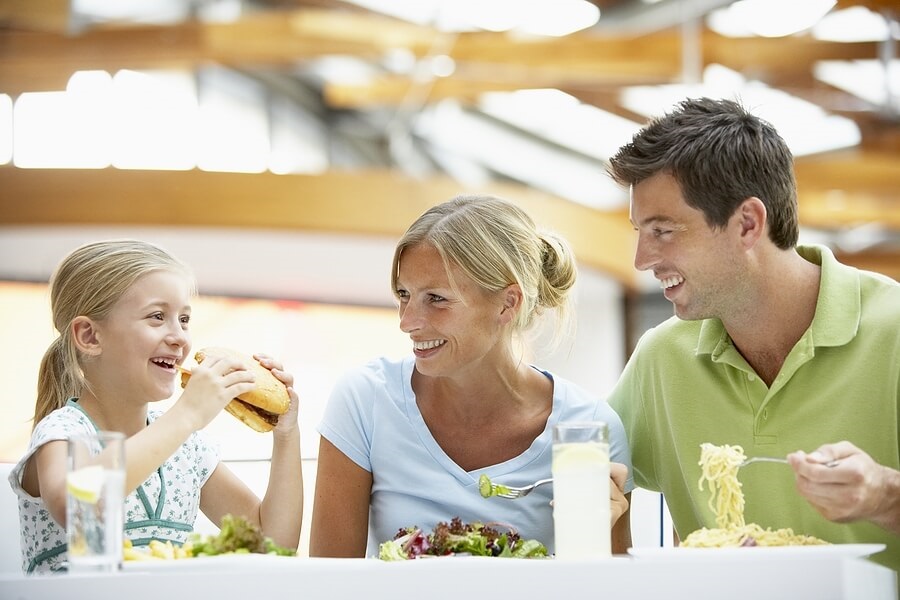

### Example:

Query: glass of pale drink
xmin=552 ymin=421 xmax=610 ymax=559
xmin=66 ymin=431 xmax=126 ymax=574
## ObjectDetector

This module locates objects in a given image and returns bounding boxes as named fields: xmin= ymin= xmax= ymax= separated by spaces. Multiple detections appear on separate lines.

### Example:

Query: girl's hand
xmin=177 ymin=354 xmax=256 ymax=431
xmin=254 ymin=354 xmax=300 ymax=440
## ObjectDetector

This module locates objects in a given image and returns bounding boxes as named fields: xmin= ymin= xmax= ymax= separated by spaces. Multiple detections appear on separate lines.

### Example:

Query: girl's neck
xmin=76 ymin=391 xmax=148 ymax=436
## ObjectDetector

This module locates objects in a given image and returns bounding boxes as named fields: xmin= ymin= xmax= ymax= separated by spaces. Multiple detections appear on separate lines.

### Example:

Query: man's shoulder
xmin=636 ymin=315 xmax=706 ymax=351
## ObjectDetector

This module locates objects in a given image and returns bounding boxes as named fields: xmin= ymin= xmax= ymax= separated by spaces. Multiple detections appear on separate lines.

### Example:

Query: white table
xmin=1 ymin=554 xmax=896 ymax=600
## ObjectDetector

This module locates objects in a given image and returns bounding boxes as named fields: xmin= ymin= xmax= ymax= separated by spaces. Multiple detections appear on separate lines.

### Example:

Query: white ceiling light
xmin=708 ymin=0 xmax=836 ymax=38
xmin=416 ymin=101 xmax=627 ymax=209
xmin=815 ymin=60 xmax=900 ymax=111
xmin=813 ymin=7 xmax=890 ymax=42
xmin=342 ymin=0 xmax=598 ymax=36
xmin=479 ymin=89 xmax=642 ymax=160
xmin=621 ymin=64 xmax=861 ymax=157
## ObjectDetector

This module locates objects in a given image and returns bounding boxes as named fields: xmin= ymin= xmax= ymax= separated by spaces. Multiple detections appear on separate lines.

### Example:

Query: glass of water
xmin=551 ymin=421 xmax=610 ymax=559
xmin=66 ymin=431 xmax=126 ymax=574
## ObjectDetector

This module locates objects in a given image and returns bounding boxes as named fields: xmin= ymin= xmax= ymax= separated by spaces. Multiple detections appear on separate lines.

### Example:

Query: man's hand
xmin=788 ymin=441 xmax=900 ymax=535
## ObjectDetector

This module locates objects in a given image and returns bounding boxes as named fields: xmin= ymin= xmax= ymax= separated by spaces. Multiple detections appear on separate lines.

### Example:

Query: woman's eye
xmin=395 ymin=289 xmax=409 ymax=301
xmin=429 ymin=294 xmax=446 ymax=303
xmin=653 ymin=228 xmax=672 ymax=238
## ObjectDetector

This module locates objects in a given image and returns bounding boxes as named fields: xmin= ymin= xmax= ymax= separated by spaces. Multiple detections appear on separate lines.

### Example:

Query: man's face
xmin=629 ymin=171 xmax=747 ymax=321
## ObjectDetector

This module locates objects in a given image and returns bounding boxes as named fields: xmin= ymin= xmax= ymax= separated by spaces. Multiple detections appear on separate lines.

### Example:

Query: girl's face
xmin=92 ymin=270 xmax=193 ymax=403
xmin=395 ymin=243 xmax=510 ymax=379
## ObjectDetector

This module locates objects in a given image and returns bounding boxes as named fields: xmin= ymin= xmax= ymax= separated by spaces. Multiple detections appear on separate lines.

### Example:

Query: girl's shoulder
xmin=32 ymin=405 xmax=95 ymax=444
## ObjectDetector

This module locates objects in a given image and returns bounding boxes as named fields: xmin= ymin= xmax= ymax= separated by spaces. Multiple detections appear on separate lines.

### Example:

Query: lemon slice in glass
xmin=66 ymin=465 xmax=106 ymax=504
xmin=552 ymin=443 xmax=609 ymax=472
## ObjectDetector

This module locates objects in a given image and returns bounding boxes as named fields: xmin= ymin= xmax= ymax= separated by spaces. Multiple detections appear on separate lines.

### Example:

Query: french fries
xmin=123 ymin=539 xmax=194 ymax=561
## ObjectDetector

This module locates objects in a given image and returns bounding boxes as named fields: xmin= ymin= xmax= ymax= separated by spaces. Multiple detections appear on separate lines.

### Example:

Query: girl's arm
xmin=123 ymin=354 xmax=257 ymax=493
xmin=200 ymin=356 xmax=303 ymax=550
xmin=25 ymin=354 xmax=255 ymax=528
xmin=309 ymin=437 xmax=372 ymax=557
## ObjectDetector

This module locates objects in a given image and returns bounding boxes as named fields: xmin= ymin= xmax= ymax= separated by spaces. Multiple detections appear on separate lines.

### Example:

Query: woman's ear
xmin=71 ymin=316 xmax=102 ymax=356
xmin=499 ymin=284 xmax=523 ymax=325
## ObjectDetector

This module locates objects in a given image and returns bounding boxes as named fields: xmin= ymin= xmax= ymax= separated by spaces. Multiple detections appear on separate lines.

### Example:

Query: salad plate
xmin=627 ymin=543 xmax=886 ymax=561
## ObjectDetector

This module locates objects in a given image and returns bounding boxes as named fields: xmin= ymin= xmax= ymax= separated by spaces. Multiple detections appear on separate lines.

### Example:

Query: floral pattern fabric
xmin=7 ymin=399 xmax=219 ymax=573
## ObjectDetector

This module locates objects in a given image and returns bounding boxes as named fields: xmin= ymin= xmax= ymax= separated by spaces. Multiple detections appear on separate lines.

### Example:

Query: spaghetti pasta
xmin=681 ymin=443 xmax=828 ymax=548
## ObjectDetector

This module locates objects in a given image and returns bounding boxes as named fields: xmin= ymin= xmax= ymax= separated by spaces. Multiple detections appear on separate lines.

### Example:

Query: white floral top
xmin=8 ymin=399 xmax=219 ymax=574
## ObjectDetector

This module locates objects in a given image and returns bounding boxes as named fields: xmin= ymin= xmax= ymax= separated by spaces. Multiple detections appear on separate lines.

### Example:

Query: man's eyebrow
xmin=633 ymin=215 xmax=677 ymax=227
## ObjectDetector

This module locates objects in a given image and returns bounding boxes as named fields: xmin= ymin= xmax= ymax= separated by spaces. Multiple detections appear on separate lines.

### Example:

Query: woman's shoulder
xmin=337 ymin=355 xmax=412 ymax=388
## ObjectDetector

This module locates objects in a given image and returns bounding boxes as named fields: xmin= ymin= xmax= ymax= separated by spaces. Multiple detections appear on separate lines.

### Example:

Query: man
xmin=607 ymin=97 xmax=900 ymax=572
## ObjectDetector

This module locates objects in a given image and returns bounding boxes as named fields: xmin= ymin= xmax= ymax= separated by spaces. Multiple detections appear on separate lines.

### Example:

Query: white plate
xmin=627 ymin=543 xmax=886 ymax=561
xmin=123 ymin=553 xmax=299 ymax=572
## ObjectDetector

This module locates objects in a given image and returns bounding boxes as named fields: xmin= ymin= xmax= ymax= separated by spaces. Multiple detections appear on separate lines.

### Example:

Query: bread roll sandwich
xmin=180 ymin=347 xmax=290 ymax=433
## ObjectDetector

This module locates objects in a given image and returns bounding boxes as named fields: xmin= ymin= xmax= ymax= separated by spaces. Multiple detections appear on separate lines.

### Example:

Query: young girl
xmin=8 ymin=239 xmax=302 ymax=573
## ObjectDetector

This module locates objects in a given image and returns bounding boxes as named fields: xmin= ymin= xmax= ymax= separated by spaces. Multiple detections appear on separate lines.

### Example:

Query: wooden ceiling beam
xmin=0 ymin=0 xmax=70 ymax=33
xmin=0 ymin=166 xmax=639 ymax=288
xmin=834 ymin=249 xmax=900 ymax=282
xmin=1 ymin=10 xmax=882 ymax=97
xmin=795 ymin=150 xmax=900 ymax=193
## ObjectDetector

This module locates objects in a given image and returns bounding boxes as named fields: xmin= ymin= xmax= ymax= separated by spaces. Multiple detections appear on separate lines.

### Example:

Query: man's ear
xmin=71 ymin=316 xmax=102 ymax=356
xmin=499 ymin=284 xmax=523 ymax=325
xmin=737 ymin=197 xmax=767 ymax=248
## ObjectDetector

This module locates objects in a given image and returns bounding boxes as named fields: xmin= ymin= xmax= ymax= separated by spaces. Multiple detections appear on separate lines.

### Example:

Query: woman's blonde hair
xmin=391 ymin=194 xmax=577 ymax=340
xmin=33 ymin=239 xmax=194 ymax=426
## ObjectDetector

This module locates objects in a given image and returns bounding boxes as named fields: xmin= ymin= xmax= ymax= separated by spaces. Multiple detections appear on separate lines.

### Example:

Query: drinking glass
xmin=552 ymin=421 xmax=610 ymax=559
xmin=66 ymin=431 xmax=126 ymax=573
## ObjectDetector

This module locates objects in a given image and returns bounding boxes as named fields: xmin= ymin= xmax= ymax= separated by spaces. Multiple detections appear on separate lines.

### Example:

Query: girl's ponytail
xmin=33 ymin=334 xmax=80 ymax=426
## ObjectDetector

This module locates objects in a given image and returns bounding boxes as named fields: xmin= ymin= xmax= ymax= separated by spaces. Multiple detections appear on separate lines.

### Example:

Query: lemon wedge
xmin=66 ymin=465 xmax=106 ymax=504
xmin=552 ymin=443 xmax=609 ymax=472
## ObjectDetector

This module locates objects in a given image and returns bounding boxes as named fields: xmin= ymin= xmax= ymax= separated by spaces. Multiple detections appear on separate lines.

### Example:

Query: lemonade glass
xmin=551 ymin=421 xmax=610 ymax=559
xmin=66 ymin=431 xmax=126 ymax=573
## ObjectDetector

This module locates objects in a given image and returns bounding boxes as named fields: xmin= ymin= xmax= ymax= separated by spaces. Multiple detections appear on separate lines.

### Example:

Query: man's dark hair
xmin=608 ymin=97 xmax=798 ymax=249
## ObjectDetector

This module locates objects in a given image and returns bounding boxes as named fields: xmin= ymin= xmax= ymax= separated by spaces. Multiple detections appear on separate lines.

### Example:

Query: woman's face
xmin=395 ymin=244 xmax=509 ymax=379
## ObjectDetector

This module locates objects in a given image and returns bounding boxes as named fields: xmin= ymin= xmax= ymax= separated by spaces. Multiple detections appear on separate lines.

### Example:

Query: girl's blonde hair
xmin=391 ymin=194 xmax=577 ymax=340
xmin=33 ymin=239 xmax=194 ymax=426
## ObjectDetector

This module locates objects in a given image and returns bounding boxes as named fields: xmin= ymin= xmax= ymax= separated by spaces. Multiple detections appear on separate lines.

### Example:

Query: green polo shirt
xmin=609 ymin=245 xmax=900 ymax=571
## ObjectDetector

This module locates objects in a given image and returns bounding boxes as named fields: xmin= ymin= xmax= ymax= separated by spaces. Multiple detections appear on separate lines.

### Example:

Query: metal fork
xmin=491 ymin=478 xmax=553 ymax=499
xmin=739 ymin=456 xmax=839 ymax=468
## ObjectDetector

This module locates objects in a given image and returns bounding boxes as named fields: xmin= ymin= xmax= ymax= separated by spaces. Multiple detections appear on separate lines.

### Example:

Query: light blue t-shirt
xmin=318 ymin=355 xmax=633 ymax=556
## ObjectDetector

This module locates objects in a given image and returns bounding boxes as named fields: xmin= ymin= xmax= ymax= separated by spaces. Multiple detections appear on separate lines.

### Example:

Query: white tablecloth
xmin=1 ymin=554 xmax=896 ymax=600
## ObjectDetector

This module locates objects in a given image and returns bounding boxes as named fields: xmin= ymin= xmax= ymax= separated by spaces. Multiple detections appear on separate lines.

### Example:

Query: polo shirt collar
xmin=696 ymin=244 xmax=859 ymax=356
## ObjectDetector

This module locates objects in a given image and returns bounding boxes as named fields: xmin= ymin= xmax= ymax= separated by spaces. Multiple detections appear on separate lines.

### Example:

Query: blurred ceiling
xmin=1 ymin=0 xmax=899 ymax=290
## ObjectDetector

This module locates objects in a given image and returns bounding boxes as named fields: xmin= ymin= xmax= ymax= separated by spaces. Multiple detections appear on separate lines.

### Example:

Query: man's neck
xmin=724 ymin=250 xmax=822 ymax=386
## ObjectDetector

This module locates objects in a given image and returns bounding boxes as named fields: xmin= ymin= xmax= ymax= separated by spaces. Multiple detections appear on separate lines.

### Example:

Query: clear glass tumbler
xmin=66 ymin=431 xmax=126 ymax=573
xmin=552 ymin=421 xmax=610 ymax=559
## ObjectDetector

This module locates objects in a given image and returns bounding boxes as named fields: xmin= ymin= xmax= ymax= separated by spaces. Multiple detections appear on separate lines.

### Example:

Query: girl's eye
xmin=180 ymin=315 xmax=191 ymax=325
xmin=150 ymin=312 xmax=164 ymax=321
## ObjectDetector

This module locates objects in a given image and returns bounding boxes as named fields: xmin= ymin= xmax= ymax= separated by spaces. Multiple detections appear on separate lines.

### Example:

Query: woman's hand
xmin=610 ymin=462 xmax=630 ymax=527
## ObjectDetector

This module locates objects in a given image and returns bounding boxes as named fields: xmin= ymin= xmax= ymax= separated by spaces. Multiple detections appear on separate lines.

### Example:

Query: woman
xmin=310 ymin=195 xmax=631 ymax=557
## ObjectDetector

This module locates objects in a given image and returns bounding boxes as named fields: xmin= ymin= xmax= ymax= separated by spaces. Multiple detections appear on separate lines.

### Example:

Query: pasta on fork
xmin=681 ymin=443 xmax=828 ymax=547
